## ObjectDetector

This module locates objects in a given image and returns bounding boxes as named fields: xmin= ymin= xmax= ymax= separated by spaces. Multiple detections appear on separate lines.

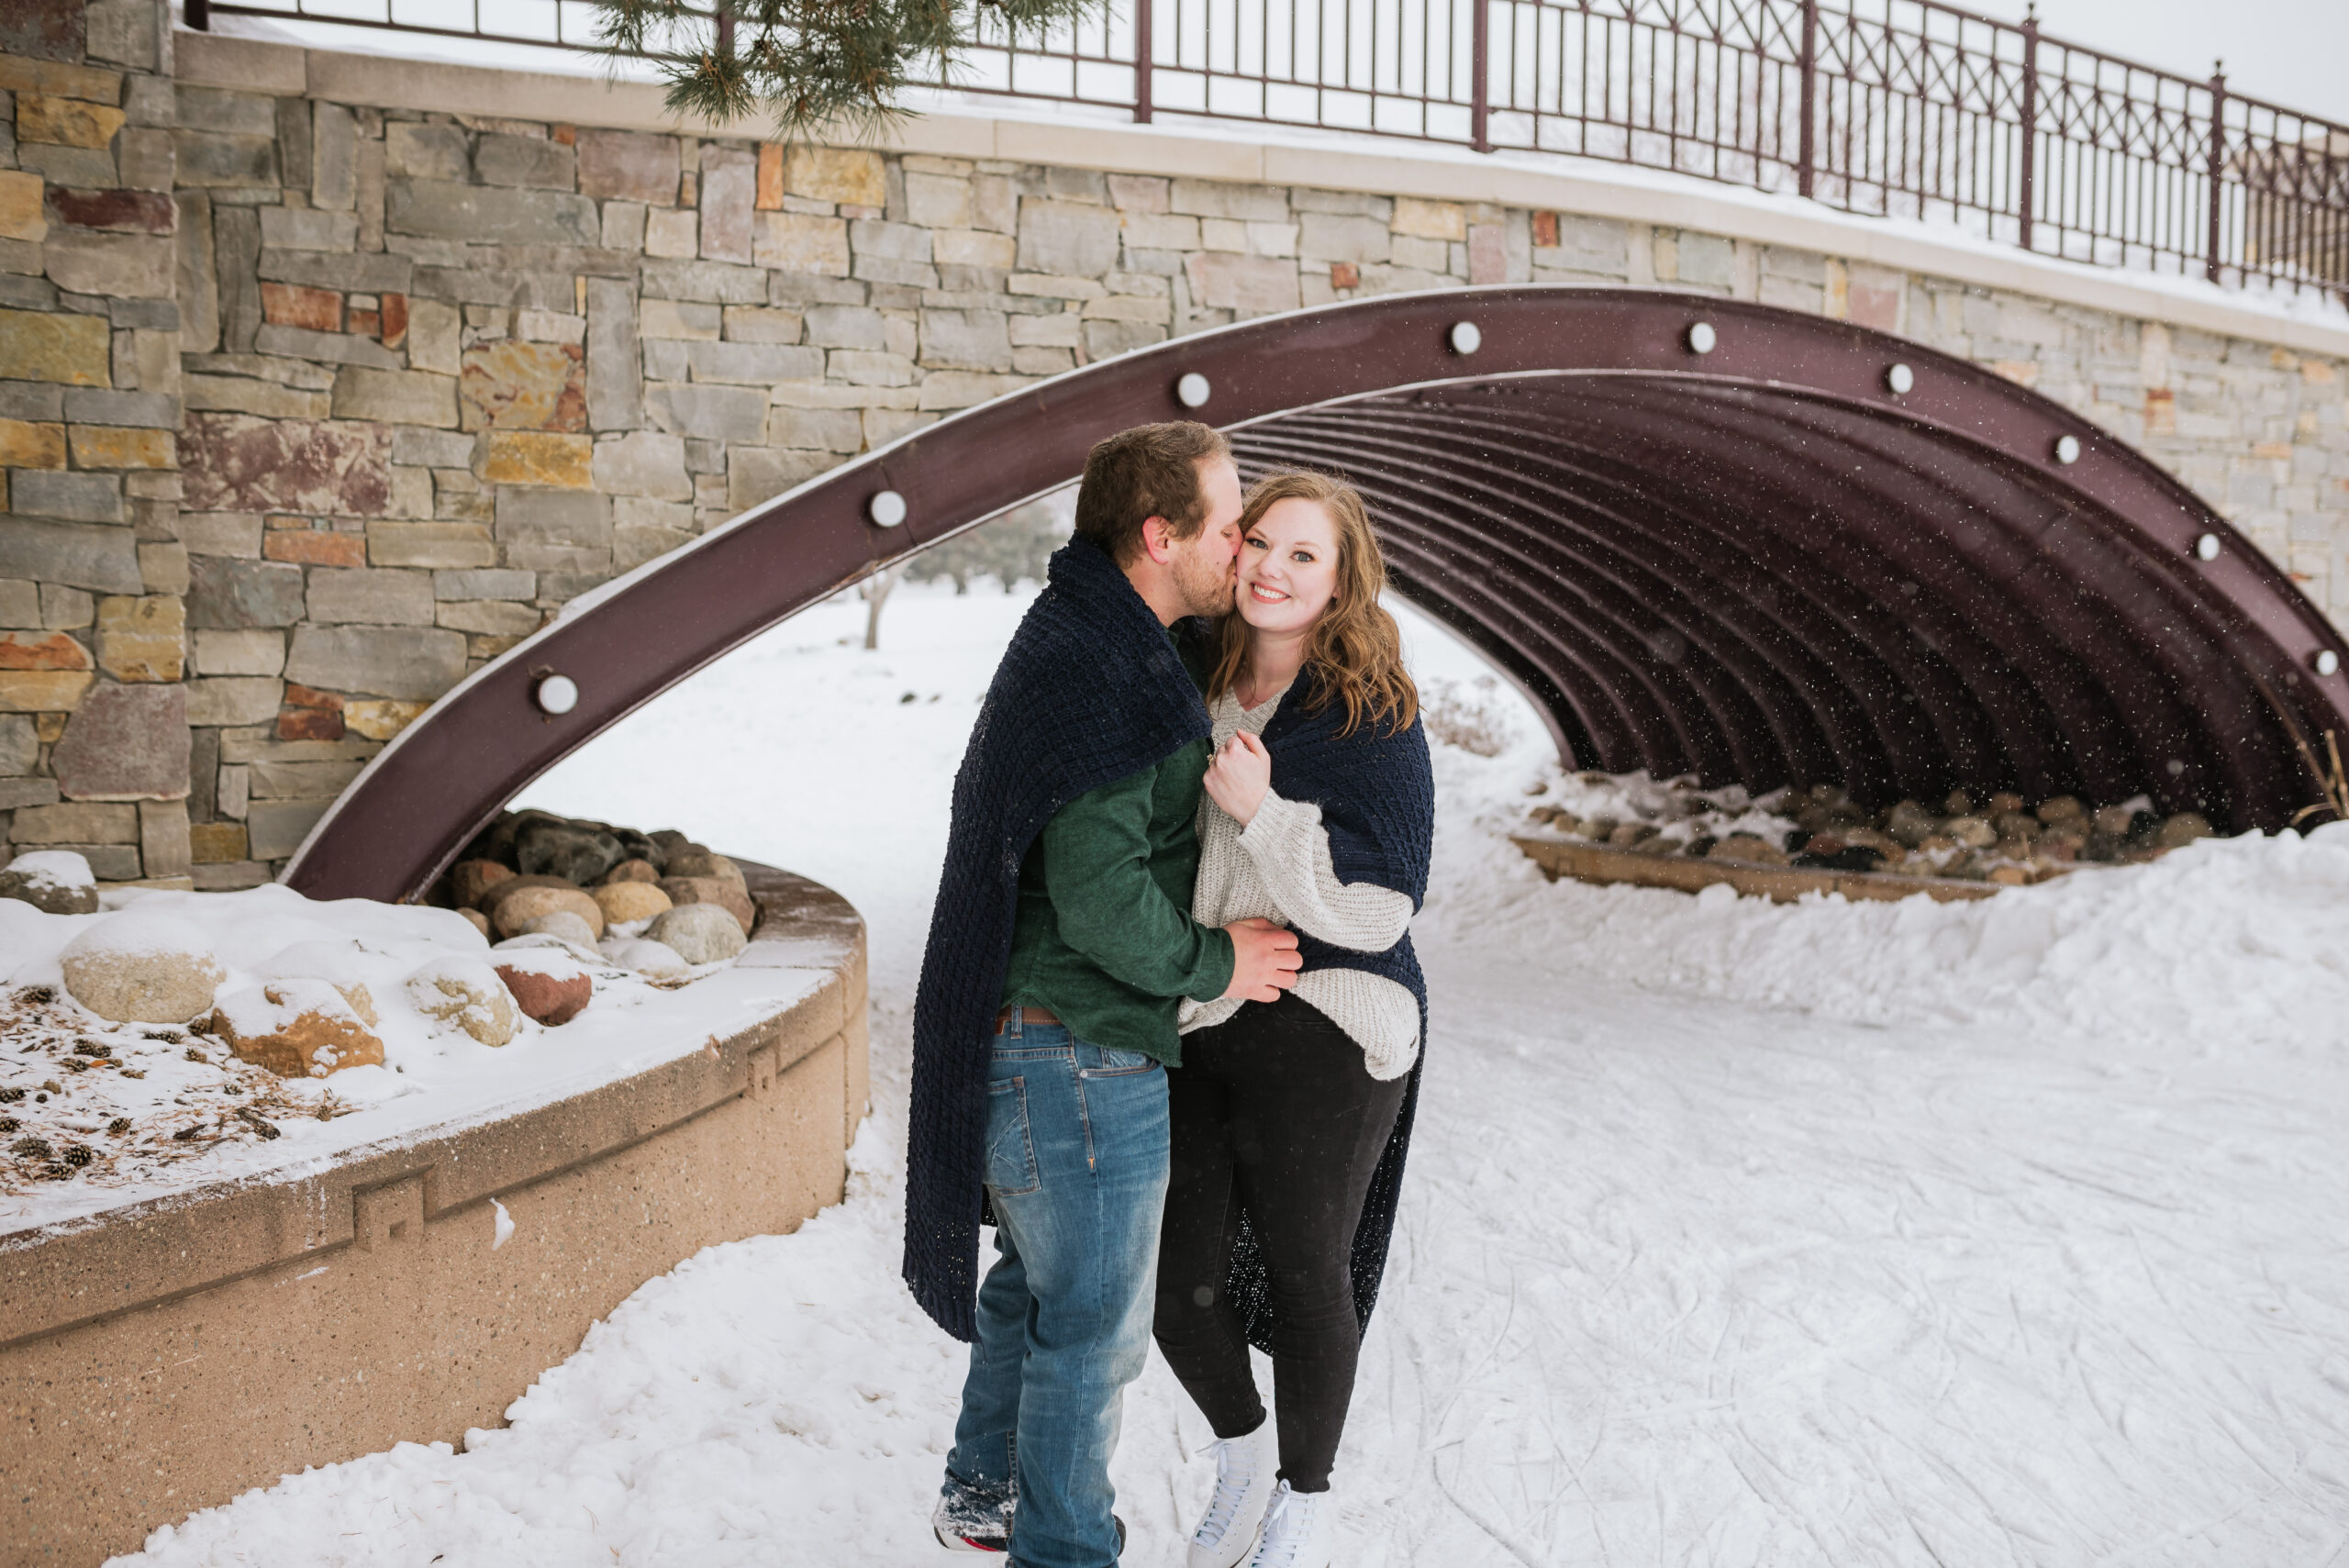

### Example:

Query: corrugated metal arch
xmin=287 ymin=288 xmax=2349 ymax=903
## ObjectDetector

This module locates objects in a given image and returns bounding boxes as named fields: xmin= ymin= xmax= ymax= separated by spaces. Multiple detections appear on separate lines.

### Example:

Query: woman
xmin=1157 ymin=472 xmax=1434 ymax=1568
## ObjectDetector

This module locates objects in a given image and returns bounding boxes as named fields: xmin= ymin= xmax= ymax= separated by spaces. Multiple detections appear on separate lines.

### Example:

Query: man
xmin=907 ymin=421 xmax=1303 ymax=1567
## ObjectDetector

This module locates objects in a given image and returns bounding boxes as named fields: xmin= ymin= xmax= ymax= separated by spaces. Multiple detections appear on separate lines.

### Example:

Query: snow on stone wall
xmin=0 ymin=8 xmax=2344 ymax=891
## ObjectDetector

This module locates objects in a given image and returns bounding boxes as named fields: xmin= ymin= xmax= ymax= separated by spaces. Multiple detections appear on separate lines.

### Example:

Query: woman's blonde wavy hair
xmin=1208 ymin=471 xmax=1419 ymax=739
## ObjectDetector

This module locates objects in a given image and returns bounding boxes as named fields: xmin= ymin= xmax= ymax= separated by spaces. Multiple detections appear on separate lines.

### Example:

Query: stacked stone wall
xmin=1 ymin=16 xmax=2344 ymax=887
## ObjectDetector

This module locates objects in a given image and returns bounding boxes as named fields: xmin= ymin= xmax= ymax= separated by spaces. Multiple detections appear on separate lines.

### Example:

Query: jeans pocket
xmin=1082 ymin=1045 xmax=1158 ymax=1077
xmin=985 ymin=1077 xmax=1041 ymax=1196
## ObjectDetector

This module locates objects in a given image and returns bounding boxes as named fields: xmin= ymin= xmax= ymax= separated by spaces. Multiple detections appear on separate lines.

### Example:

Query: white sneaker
xmin=1244 ymin=1481 xmax=1331 ymax=1568
xmin=1186 ymin=1422 xmax=1275 ymax=1568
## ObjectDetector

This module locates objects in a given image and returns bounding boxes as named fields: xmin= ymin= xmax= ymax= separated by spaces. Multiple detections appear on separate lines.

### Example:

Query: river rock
xmin=451 ymin=858 xmax=514 ymax=908
xmin=516 ymin=817 xmax=626 ymax=884
xmin=2155 ymin=812 xmax=2214 ymax=850
xmin=406 ymin=957 xmax=520 ymax=1045
xmin=493 ymin=884 xmax=606 ymax=940
xmin=664 ymin=851 xmax=746 ymax=888
xmin=494 ymin=954 xmax=593 ymax=1026
xmin=647 ymin=902 xmax=747 ymax=964
xmin=1942 ymin=789 xmax=1975 ymax=815
xmin=457 ymin=907 xmax=490 ymax=936
xmin=2091 ymin=804 xmax=2136 ymax=837
xmin=603 ymin=858 xmax=660 ymax=884
xmin=516 ymin=909 xmax=598 ymax=948
xmin=0 ymin=851 xmax=99 ymax=915
xmin=1944 ymin=815 xmax=1998 ymax=849
xmin=600 ymin=937 xmax=691 ymax=980
xmin=1987 ymin=791 xmax=2027 ymax=814
xmin=1884 ymin=800 xmax=1939 ymax=848
xmin=209 ymin=979 xmax=384 ymax=1077
xmin=61 ymin=914 xmax=226 ymax=1023
xmin=658 ymin=875 xmax=753 ymax=936
xmin=2036 ymin=795 xmax=2087 ymax=826
xmin=594 ymin=881 xmax=672 ymax=925
xmin=1709 ymin=833 xmax=1787 ymax=866
xmin=1991 ymin=810 xmax=2042 ymax=841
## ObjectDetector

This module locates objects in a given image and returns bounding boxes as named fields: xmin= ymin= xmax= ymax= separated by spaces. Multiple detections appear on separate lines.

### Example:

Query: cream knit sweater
xmin=1178 ymin=687 xmax=1423 ymax=1079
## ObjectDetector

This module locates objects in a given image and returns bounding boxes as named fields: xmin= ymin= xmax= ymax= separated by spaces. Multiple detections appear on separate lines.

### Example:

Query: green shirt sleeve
xmin=1040 ymin=765 xmax=1237 ymax=1001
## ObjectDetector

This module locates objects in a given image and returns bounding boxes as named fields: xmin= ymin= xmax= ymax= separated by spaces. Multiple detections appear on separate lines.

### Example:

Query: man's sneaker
xmin=1244 ymin=1481 xmax=1331 ymax=1568
xmin=932 ymin=1482 xmax=1012 ymax=1553
xmin=1187 ymin=1422 xmax=1275 ymax=1568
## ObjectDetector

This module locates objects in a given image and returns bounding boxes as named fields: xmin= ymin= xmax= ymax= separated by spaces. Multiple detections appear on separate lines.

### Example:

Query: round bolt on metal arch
xmin=1885 ymin=362 xmax=1915 ymax=395
xmin=2197 ymin=534 xmax=2223 ymax=562
xmin=1686 ymin=321 xmax=1717 ymax=355
xmin=1448 ymin=321 xmax=1483 ymax=355
xmin=867 ymin=489 xmax=908 ymax=528
xmin=534 ymin=673 xmax=578 ymax=716
xmin=1175 ymin=373 xmax=1211 ymax=408
xmin=2054 ymin=434 xmax=2082 ymax=465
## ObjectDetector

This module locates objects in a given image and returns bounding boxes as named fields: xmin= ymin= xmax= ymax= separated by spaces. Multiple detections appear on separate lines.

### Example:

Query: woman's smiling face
xmin=1236 ymin=495 xmax=1341 ymax=634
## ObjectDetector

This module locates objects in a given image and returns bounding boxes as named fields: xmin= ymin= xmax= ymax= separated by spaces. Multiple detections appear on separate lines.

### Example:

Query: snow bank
xmin=1437 ymin=739 xmax=2349 ymax=1053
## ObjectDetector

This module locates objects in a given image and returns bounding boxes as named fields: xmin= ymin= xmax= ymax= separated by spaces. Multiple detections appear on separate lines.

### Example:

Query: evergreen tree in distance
xmin=590 ymin=0 xmax=1110 ymax=138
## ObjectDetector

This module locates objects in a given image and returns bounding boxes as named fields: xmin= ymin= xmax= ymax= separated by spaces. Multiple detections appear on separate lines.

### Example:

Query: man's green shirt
xmin=998 ymin=661 xmax=1235 ymax=1063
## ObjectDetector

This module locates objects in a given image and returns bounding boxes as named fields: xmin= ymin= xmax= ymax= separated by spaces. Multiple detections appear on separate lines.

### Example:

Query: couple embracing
xmin=906 ymin=421 xmax=1434 ymax=1568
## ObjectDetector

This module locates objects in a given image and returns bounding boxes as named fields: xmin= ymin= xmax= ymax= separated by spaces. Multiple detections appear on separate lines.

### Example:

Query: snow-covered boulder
xmin=600 ymin=937 xmax=692 ymax=981
xmin=492 ymin=951 xmax=593 ymax=1027
xmin=60 ymin=912 xmax=225 ymax=1023
xmin=207 ymin=978 xmax=384 ymax=1077
xmin=647 ymin=903 xmax=746 ymax=964
xmin=0 ymin=850 xmax=97 ymax=916
xmin=405 ymin=957 xmax=520 ymax=1046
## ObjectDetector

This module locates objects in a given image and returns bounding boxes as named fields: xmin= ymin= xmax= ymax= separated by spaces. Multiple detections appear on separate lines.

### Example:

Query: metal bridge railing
xmin=185 ymin=0 xmax=2349 ymax=298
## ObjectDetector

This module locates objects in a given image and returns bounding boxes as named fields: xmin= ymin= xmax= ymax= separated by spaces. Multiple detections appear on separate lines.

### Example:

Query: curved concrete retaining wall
xmin=0 ymin=862 xmax=868 ymax=1567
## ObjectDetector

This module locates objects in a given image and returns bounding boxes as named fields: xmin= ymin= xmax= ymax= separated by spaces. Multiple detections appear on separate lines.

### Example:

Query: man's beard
xmin=1173 ymin=546 xmax=1236 ymax=618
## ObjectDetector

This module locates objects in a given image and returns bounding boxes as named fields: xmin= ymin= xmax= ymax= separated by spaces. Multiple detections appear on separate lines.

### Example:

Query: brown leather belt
xmin=994 ymin=1004 xmax=1060 ymax=1032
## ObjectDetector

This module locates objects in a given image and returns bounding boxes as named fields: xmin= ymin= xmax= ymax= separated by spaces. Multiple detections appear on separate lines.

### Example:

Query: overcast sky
xmin=1960 ymin=0 xmax=2349 ymax=125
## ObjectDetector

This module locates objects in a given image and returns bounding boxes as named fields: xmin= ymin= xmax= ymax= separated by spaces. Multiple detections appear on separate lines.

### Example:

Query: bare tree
xmin=860 ymin=563 xmax=907 ymax=651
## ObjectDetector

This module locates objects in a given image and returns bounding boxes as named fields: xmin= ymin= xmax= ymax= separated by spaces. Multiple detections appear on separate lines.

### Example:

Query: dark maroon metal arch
xmin=286 ymin=288 xmax=2349 ymax=903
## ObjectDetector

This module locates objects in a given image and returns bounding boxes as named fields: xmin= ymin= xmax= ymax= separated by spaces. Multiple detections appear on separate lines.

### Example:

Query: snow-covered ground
xmin=119 ymin=582 xmax=2349 ymax=1565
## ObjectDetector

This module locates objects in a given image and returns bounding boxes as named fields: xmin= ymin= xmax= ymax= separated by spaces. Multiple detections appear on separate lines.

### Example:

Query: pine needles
xmin=589 ymin=0 xmax=1109 ymax=140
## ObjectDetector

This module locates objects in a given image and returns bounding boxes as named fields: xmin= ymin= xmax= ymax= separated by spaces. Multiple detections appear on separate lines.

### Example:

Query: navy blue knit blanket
xmin=1227 ymin=670 xmax=1434 ymax=1352
xmin=905 ymin=536 xmax=1212 ymax=1341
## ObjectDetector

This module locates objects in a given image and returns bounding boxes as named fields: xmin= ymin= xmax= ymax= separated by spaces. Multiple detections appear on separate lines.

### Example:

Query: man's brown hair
xmin=1073 ymin=421 xmax=1232 ymax=565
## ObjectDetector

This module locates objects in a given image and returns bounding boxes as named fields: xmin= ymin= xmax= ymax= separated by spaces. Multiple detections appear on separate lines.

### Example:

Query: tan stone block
xmin=17 ymin=94 xmax=128 ymax=150
xmin=480 ymin=431 xmax=593 ymax=489
xmin=783 ymin=146 xmax=885 ymax=206
xmin=95 ymin=595 xmax=185 ymax=683
xmin=343 ymin=698 xmax=427 ymax=740
xmin=0 ymin=54 xmax=120 ymax=101
xmin=0 ymin=418 xmax=66 ymax=468
xmin=0 ymin=308 xmax=112 ymax=385
xmin=756 ymin=142 xmax=785 ymax=209
xmin=189 ymin=820 xmax=249 ymax=864
xmin=0 ymin=670 xmax=96 ymax=710
xmin=369 ymin=521 xmax=495 ymax=569
xmin=69 ymin=426 xmax=177 ymax=470
xmin=1392 ymin=196 xmax=1466 ymax=241
xmin=1081 ymin=295 xmax=1170 ymax=323
xmin=0 ymin=170 xmax=46 ymax=244
xmin=755 ymin=212 xmax=851 ymax=276
xmin=934 ymin=228 xmax=1017 ymax=269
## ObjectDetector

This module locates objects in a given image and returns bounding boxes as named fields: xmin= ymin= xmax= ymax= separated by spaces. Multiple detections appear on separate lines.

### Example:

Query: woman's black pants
xmin=1152 ymin=992 xmax=1408 ymax=1494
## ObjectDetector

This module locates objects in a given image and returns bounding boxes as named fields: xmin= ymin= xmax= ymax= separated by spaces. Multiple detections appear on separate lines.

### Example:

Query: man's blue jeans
xmin=941 ymin=1009 xmax=1170 ymax=1567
